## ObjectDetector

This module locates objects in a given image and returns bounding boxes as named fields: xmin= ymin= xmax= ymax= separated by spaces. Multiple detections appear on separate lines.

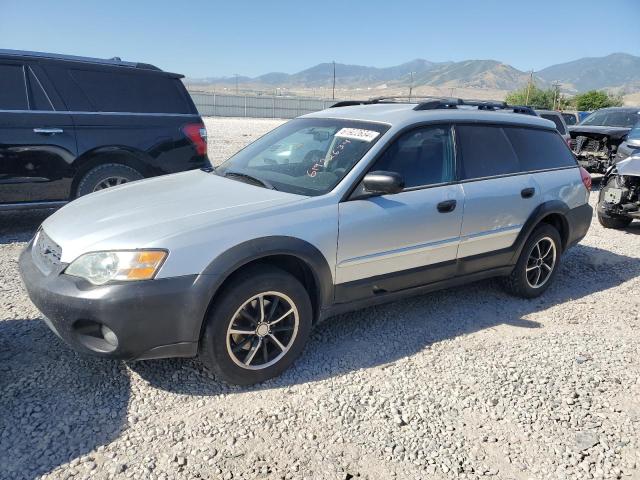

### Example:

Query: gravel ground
xmin=1 ymin=117 xmax=639 ymax=480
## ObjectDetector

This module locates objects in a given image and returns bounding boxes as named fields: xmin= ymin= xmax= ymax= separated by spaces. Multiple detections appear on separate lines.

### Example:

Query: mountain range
xmin=186 ymin=53 xmax=640 ymax=95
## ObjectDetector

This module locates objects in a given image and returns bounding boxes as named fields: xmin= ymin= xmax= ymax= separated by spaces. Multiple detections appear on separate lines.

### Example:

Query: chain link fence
xmin=189 ymin=91 xmax=343 ymax=119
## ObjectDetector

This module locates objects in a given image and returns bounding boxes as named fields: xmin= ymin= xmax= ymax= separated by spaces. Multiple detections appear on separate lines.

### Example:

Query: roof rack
xmin=0 ymin=49 xmax=163 ymax=72
xmin=330 ymin=96 xmax=537 ymax=116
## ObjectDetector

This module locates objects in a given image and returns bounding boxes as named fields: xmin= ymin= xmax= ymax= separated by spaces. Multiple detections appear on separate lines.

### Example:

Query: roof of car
xmin=304 ymin=102 xmax=556 ymax=130
xmin=0 ymin=49 xmax=182 ymax=77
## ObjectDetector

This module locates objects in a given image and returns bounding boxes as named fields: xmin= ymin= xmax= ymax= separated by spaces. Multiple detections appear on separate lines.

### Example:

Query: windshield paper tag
xmin=335 ymin=128 xmax=380 ymax=142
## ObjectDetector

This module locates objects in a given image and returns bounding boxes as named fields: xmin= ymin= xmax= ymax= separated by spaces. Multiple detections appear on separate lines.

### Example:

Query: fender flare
xmin=198 ymin=236 xmax=334 ymax=319
xmin=509 ymin=200 xmax=571 ymax=262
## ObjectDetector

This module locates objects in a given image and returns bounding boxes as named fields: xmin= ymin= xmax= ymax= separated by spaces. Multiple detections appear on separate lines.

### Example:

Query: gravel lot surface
xmin=1 ymin=117 xmax=639 ymax=480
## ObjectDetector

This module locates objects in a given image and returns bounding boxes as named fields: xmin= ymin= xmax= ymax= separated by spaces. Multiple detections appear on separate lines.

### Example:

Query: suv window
xmin=561 ymin=113 xmax=578 ymax=126
xmin=504 ymin=127 xmax=576 ymax=171
xmin=540 ymin=113 xmax=566 ymax=134
xmin=457 ymin=125 xmax=520 ymax=180
xmin=27 ymin=68 xmax=53 ymax=111
xmin=67 ymin=68 xmax=192 ymax=114
xmin=0 ymin=64 xmax=28 ymax=110
xmin=371 ymin=125 xmax=454 ymax=188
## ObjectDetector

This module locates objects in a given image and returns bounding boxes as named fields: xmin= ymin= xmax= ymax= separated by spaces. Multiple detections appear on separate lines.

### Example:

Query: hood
xmin=569 ymin=125 xmax=630 ymax=141
xmin=43 ymin=169 xmax=305 ymax=262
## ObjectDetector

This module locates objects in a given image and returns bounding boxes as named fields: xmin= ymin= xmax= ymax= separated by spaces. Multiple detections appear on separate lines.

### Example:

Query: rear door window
xmin=540 ymin=113 xmax=566 ymax=134
xmin=504 ymin=127 xmax=577 ymax=170
xmin=456 ymin=125 xmax=520 ymax=180
xmin=68 ymin=69 xmax=192 ymax=114
xmin=0 ymin=64 xmax=28 ymax=110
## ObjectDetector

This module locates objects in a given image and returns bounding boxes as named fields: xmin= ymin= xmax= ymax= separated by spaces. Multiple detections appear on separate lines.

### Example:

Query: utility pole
xmin=552 ymin=81 xmax=561 ymax=110
xmin=332 ymin=61 xmax=336 ymax=100
xmin=408 ymin=71 xmax=415 ymax=101
xmin=525 ymin=70 xmax=534 ymax=105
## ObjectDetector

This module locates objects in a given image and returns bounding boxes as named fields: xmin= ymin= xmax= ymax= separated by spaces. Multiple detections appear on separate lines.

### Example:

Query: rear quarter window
xmin=0 ymin=64 xmax=28 ymax=110
xmin=504 ymin=127 xmax=577 ymax=170
xmin=456 ymin=125 xmax=520 ymax=180
xmin=68 ymin=69 xmax=193 ymax=114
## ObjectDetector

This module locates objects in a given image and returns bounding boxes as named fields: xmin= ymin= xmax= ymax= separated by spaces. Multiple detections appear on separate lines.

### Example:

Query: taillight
xmin=182 ymin=123 xmax=207 ymax=156
xmin=579 ymin=166 xmax=592 ymax=191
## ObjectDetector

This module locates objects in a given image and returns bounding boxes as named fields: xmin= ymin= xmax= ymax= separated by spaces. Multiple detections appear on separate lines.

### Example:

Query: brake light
xmin=579 ymin=166 xmax=592 ymax=191
xmin=182 ymin=123 xmax=207 ymax=156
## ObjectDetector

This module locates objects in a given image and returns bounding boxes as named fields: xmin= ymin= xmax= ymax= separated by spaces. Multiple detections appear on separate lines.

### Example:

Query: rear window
xmin=0 ymin=64 xmax=28 ymax=110
xmin=68 ymin=69 xmax=193 ymax=114
xmin=456 ymin=125 xmax=520 ymax=180
xmin=562 ymin=113 xmax=578 ymax=126
xmin=504 ymin=127 xmax=577 ymax=170
xmin=540 ymin=113 xmax=566 ymax=135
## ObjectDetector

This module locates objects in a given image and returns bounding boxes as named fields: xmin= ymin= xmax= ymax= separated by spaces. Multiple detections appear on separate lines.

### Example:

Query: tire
xmin=76 ymin=163 xmax=144 ymax=197
xmin=502 ymin=224 xmax=562 ymax=299
xmin=199 ymin=266 xmax=313 ymax=385
xmin=597 ymin=177 xmax=632 ymax=229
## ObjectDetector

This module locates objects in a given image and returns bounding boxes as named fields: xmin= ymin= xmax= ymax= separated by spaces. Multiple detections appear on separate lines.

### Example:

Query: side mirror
xmin=362 ymin=171 xmax=405 ymax=195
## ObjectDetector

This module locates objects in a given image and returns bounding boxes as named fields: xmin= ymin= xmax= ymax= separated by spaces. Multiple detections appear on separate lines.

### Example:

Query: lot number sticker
xmin=335 ymin=128 xmax=380 ymax=142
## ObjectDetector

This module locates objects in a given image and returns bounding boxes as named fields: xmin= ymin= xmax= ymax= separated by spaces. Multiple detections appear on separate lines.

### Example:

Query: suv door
xmin=0 ymin=61 xmax=76 ymax=204
xmin=336 ymin=125 xmax=464 ymax=302
xmin=455 ymin=124 xmax=539 ymax=272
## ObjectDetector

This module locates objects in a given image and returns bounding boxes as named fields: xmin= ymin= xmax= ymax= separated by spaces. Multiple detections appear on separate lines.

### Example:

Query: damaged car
xmin=569 ymin=107 xmax=640 ymax=173
xmin=598 ymin=153 xmax=640 ymax=229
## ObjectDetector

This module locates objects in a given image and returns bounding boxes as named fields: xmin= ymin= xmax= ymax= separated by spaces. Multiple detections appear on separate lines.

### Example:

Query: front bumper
xmin=19 ymin=242 xmax=212 ymax=361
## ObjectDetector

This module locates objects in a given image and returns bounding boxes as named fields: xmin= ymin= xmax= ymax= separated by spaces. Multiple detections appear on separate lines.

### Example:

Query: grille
xmin=32 ymin=229 xmax=63 ymax=274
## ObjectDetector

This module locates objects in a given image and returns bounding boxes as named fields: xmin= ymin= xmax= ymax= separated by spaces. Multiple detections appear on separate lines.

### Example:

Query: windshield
xmin=628 ymin=122 xmax=640 ymax=143
xmin=216 ymin=118 xmax=389 ymax=196
xmin=579 ymin=109 xmax=640 ymax=128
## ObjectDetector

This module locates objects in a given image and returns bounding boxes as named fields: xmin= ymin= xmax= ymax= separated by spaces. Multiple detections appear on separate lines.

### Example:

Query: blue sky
xmin=1 ymin=0 xmax=638 ymax=78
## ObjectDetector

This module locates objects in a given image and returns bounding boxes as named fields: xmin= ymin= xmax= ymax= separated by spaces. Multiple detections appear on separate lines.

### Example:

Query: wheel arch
xmin=70 ymin=146 xmax=153 ymax=198
xmin=511 ymin=200 xmax=571 ymax=262
xmin=197 ymin=236 xmax=334 ymax=339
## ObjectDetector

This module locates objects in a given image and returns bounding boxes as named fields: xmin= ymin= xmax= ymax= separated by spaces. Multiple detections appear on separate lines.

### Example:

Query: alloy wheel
xmin=93 ymin=176 xmax=130 ymax=191
xmin=525 ymin=237 xmax=556 ymax=288
xmin=226 ymin=291 xmax=299 ymax=370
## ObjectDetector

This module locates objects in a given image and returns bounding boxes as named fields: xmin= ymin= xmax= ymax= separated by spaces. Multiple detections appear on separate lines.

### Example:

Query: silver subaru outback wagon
xmin=20 ymin=98 xmax=593 ymax=385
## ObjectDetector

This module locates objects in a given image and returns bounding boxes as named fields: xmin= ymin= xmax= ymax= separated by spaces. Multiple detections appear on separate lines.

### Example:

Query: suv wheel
xmin=503 ymin=224 xmax=562 ymax=298
xmin=76 ymin=163 xmax=144 ymax=197
xmin=200 ymin=266 xmax=312 ymax=385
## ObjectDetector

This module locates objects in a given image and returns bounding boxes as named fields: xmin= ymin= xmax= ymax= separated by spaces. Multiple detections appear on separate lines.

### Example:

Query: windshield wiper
xmin=223 ymin=171 xmax=277 ymax=190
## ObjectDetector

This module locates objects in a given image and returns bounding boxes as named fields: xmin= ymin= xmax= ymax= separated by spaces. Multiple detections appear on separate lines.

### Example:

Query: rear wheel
xmin=597 ymin=177 xmax=632 ymax=229
xmin=76 ymin=163 xmax=143 ymax=197
xmin=200 ymin=266 xmax=312 ymax=385
xmin=503 ymin=224 xmax=562 ymax=298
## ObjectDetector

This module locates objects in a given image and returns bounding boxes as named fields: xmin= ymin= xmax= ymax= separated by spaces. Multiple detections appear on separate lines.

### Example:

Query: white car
xmin=20 ymin=98 xmax=593 ymax=385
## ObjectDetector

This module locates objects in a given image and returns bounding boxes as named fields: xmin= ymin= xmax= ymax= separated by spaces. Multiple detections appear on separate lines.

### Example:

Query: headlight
xmin=65 ymin=250 xmax=167 ymax=285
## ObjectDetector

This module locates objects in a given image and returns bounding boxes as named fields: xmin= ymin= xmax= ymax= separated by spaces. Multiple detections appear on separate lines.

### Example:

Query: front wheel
xmin=502 ymin=224 xmax=562 ymax=299
xmin=199 ymin=266 xmax=312 ymax=385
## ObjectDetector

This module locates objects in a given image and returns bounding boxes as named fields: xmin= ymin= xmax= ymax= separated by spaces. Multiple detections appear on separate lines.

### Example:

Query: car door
xmin=454 ymin=124 xmax=539 ymax=273
xmin=335 ymin=124 xmax=464 ymax=303
xmin=0 ymin=61 xmax=76 ymax=204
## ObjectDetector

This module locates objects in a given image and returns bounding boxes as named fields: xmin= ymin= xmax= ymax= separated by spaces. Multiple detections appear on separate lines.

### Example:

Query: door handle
xmin=521 ymin=187 xmax=535 ymax=199
xmin=437 ymin=199 xmax=457 ymax=213
xmin=33 ymin=128 xmax=63 ymax=135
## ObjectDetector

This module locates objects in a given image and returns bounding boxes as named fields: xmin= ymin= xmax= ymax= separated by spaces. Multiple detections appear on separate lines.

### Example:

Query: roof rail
xmin=0 ymin=49 xmax=163 ymax=72
xmin=329 ymin=95 xmax=537 ymax=116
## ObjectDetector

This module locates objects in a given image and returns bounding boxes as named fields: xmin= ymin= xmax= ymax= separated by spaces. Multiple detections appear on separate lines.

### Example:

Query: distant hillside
xmin=537 ymin=53 xmax=640 ymax=93
xmin=185 ymin=53 xmax=640 ymax=95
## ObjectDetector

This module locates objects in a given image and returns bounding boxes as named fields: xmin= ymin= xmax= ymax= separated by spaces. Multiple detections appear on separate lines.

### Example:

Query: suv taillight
xmin=579 ymin=166 xmax=592 ymax=191
xmin=182 ymin=123 xmax=207 ymax=156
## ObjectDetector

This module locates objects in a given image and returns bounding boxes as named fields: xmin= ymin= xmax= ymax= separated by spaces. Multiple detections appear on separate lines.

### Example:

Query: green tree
xmin=505 ymin=85 xmax=556 ymax=109
xmin=574 ymin=90 xmax=623 ymax=111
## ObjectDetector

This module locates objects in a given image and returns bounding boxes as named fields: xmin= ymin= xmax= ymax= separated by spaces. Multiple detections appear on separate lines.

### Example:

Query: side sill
xmin=0 ymin=201 xmax=67 ymax=211
xmin=319 ymin=266 xmax=513 ymax=322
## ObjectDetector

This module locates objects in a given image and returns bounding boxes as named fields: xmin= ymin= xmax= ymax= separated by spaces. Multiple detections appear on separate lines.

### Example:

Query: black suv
xmin=0 ymin=50 xmax=209 ymax=210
